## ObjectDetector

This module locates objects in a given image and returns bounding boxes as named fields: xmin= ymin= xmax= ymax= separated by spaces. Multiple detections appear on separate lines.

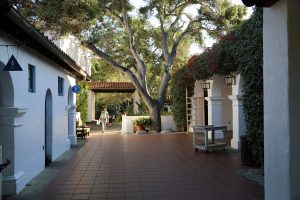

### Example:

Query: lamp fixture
xmin=201 ymin=81 xmax=210 ymax=90
xmin=225 ymin=75 xmax=236 ymax=85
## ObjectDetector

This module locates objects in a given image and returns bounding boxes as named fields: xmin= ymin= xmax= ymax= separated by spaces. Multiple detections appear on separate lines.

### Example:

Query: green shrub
xmin=132 ymin=117 xmax=152 ymax=128
xmin=76 ymin=81 xmax=88 ymax=125
xmin=170 ymin=66 xmax=195 ymax=131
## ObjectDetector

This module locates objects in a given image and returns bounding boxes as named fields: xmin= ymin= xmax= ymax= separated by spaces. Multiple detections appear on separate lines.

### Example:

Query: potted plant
xmin=132 ymin=117 xmax=152 ymax=131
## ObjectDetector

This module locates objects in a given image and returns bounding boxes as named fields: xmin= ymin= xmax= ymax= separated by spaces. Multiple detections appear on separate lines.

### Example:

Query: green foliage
xmin=95 ymin=93 xmax=133 ymax=118
xmin=135 ymin=101 xmax=149 ymax=115
xmin=132 ymin=117 xmax=152 ymax=128
xmin=178 ymin=8 xmax=264 ymax=166
xmin=188 ymin=35 xmax=239 ymax=79
xmin=234 ymin=8 xmax=264 ymax=166
xmin=19 ymin=0 xmax=246 ymax=131
xmin=76 ymin=81 xmax=88 ymax=124
xmin=161 ymin=111 xmax=172 ymax=116
xmin=170 ymin=66 xmax=195 ymax=131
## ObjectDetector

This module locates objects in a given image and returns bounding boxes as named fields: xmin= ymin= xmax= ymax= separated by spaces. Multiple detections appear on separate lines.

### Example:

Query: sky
xmin=129 ymin=0 xmax=253 ymax=55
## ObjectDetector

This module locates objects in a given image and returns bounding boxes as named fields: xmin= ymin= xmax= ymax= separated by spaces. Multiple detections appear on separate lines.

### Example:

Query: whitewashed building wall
xmin=0 ymin=36 xmax=76 ymax=194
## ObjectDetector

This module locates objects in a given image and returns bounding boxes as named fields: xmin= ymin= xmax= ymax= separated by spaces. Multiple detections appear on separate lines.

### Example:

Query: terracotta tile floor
xmin=37 ymin=133 xmax=264 ymax=200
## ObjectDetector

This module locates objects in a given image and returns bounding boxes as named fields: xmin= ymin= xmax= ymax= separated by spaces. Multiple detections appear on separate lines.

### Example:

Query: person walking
xmin=99 ymin=107 xmax=109 ymax=133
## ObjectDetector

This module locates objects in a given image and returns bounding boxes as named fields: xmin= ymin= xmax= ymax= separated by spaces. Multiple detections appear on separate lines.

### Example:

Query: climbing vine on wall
xmin=233 ymin=8 xmax=263 ymax=166
xmin=76 ymin=81 xmax=88 ymax=125
xmin=170 ymin=66 xmax=195 ymax=131
xmin=171 ymin=8 xmax=263 ymax=166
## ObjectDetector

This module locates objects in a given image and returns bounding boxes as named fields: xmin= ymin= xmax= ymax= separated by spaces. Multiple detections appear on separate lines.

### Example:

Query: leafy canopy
xmin=18 ymin=0 xmax=246 ymax=131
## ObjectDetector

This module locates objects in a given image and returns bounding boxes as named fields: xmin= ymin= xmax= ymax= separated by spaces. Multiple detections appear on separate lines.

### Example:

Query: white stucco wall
xmin=122 ymin=115 xmax=177 ymax=133
xmin=0 ymin=36 xmax=76 ymax=194
xmin=52 ymin=35 xmax=92 ymax=76
xmin=264 ymin=0 xmax=300 ymax=199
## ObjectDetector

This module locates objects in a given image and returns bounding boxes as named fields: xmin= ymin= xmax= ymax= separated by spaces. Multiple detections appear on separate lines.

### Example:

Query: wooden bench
xmin=76 ymin=126 xmax=90 ymax=139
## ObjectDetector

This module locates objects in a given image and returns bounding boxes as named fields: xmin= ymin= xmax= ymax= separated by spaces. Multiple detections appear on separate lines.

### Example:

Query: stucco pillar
xmin=67 ymin=105 xmax=77 ymax=145
xmin=264 ymin=1 xmax=300 ymax=199
xmin=192 ymin=97 xmax=205 ymax=126
xmin=133 ymin=91 xmax=140 ymax=114
xmin=228 ymin=95 xmax=245 ymax=149
xmin=87 ymin=90 xmax=95 ymax=122
xmin=206 ymin=97 xmax=224 ymax=139
xmin=0 ymin=107 xmax=26 ymax=195
xmin=193 ymin=81 xmax=205 ymax=126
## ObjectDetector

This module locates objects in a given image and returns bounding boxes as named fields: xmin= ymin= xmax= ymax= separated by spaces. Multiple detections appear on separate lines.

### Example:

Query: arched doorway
xmin=45 ymin=89 xmax=53 ymax=166
xmin=67 ymin=87 xmax=76 ymax=144
xmin=204 ymin=90 xmax=208 ymax=125
xmin=0 ymin=61 xmax=14 ymax=107
xmin=0 ymin=61 xmax=15 ymax=196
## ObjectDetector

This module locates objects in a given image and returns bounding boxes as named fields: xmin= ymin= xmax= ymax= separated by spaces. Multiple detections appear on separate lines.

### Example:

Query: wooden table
xmin=192 ymin=125 xmax=227 ymax=152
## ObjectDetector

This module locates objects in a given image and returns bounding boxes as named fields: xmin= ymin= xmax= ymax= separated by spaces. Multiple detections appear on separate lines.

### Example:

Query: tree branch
xmin=169 ymin=2 xmax=191 ymax=32
xmin=156 ymin=4 xmax=169 ymax=63
xmin=104 ymin=6 xmax=124 ymax=24
xmin=81 ymin=41 xmax=154 ymax=106
xmin=122 ymin=13 xmax=148 ymax=89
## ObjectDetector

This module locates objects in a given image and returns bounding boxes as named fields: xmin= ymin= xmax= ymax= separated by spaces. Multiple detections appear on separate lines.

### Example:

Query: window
xmin=28 ymin=65 xmax=35 ymax=93
xmin=58 ymin=77 xmax=64 ymax=96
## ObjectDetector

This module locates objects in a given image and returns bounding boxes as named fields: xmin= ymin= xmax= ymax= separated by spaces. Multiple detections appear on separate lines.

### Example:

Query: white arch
xmin=45 ymin=89 xmax=53 ymax=166
xmin=0 ymin=61 xmax=14 ymax=107
xmin=206 ymin=75 xmax=227 ymax=139
xmin=228 ymin=74 xmax=246 ymax=149
xmin=67 ymin=87 xmax=77 ymax=145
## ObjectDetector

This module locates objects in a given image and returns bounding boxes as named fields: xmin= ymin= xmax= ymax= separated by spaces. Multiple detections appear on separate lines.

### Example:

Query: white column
xmin=67 ymin=105 xmax=77 ymax=145
xmin=133 ymin=91 xmax=140 ymax=114
xmin=193 ymin=81 xmax=205 ymax=126
xmin=0 ymin=107 xmax=26 ymax=195
xmin=264 ymin=1 xmax=300 ymax=199
xmin=228 ymin=95 xmax=245 ymax=149
xmin=87 ymin=90 xmax=95 ymax=122
xmin=206 ymin=97 xmax=224 ymax=139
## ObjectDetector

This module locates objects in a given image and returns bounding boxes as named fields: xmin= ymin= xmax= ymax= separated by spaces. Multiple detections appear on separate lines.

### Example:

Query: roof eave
xmin=1 ymin=6 xmax=91 ymax=81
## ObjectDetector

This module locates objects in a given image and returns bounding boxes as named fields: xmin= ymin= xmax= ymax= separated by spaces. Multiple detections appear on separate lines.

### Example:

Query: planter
xmin=135 ymin=125 xmax=145 ymax=131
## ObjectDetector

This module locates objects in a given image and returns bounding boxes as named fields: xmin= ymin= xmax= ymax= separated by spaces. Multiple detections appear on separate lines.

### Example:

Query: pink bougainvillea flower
xmin=187 ymin=55 xmax=198 ymax=67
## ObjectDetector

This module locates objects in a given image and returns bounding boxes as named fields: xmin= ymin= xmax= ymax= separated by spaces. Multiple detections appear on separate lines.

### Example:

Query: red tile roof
xmin=88 ymin=82 xmax=135 ymax=92
xmin=88 ymin=82 xmax=171 ymax=102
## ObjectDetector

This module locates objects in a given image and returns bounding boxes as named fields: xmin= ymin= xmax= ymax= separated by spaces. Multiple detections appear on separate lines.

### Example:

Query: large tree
xmin=18 ymin=0 xmax=246 ymax=131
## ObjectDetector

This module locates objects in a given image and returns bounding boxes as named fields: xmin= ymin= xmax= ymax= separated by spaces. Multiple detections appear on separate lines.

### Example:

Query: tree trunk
xmin=149 ymin=103 xmax=162 ymax=132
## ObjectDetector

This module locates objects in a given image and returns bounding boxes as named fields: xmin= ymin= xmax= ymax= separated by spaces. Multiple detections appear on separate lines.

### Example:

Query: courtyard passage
xmin=36 ymin=131 xmax=263 ymax=200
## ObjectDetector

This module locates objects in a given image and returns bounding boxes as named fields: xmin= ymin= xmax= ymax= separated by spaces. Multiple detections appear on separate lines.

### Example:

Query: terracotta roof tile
xmin=88 ymin=82 xmax=135 ymax=91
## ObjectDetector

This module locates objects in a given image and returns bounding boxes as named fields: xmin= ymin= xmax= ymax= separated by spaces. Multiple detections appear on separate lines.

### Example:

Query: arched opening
xmin=222 ymin=83 xmax=233 ymax=145
xmin=0 ymin=61 xmax=14 ymax=107
xmin=68 ymin=86 xmax=73 ymax=135
xmin=204 ymin=90 xmax=208 ymax=125
xmin=67 ymin=86 xmax=77 ymax=144
xmin=0 ymin=61 xmax=15 ymax=196
xmin=229 ymin=74 xmax=246 ymax=149
xmin=45 ymin=89 xmax=53 ymax=166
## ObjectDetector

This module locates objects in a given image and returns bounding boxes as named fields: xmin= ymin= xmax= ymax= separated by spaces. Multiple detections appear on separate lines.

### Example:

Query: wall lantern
xmin=225 ymin=75 xmax=236 ymax=85
xmin=201 ymin=81 xmax=210 ymax=90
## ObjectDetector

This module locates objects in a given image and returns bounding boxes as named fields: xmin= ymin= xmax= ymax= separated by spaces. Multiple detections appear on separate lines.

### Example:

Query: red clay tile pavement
xmin=37 ymin=133 xmax=264 ymax=200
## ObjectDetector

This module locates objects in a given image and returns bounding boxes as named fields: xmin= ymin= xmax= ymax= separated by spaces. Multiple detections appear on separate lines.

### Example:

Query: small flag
xmin=3 ymin=55 xmax=23 ymax=71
